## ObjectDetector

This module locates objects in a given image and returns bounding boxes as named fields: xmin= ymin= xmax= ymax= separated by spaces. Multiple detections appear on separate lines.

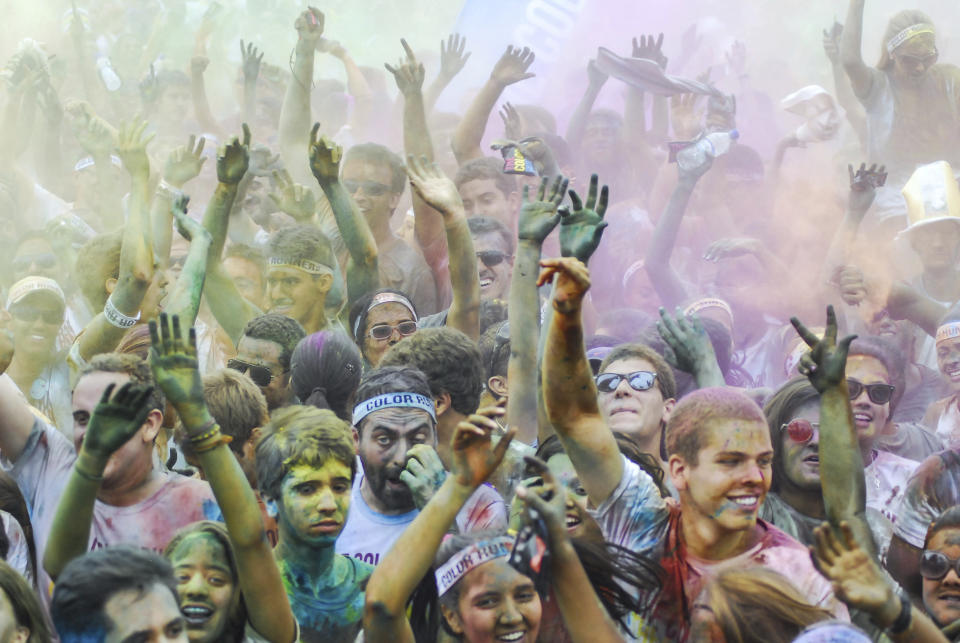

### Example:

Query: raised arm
xmin=162 ymin=199 xmax=212 ymax=327
xmin=44 ymin=383 xmax=155 ymax=579
xmin=406 ymin=156 xmax=480 ymax=339
xmin=153 ymin=136 xmax=208 ymax=267
xmin=278 ymin=7 xmax=324 ymax=184
xmin=77 ymin=119 xmax=155 ymax=363
xmin=451 ymin=46 xmax=535 ymax=165
xmin=150 ymin=314 xmax=296 ymax=643
xmin=565 ymin=60 xmax=608 ymax=151
xmin=240 ymin=40 xmax=264 ymax=126
xmin=820 ymin=163 xmax=886 ymax=289
xmin=189 ymin=56 xmax=227 ymax=141
xmin=0 ymin=337 xmax=37 ymax=464
xmin=839 ymin=0 xmax=876 ymax=100
xmin=424 ymin=34 xmax=471 ymax=115
xmin=364 ymin=407 xmax=513 ymax=643
xmin=317 ymin=38 xmax=374 ymax=136
xmin=539 ymin=257 xmax=622 ymax=507
xmin=824 ymin=23 xmax=867 ymax=145
xmin=657 ymin=307 xmax=725 ymax=389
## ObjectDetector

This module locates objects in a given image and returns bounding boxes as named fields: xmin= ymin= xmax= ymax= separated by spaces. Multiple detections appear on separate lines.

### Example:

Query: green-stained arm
xmin=163 ymin=201 xmax=212 ymax=327
xmin=511 ymin=177 xmax=566 ymax=444
xmin=657 ymin=307 xmax=725 ymax=388
xmin=44 ymin=383 xmax=155 ymax=580
xmin=308 ymin=124 xmax=380 ymax=311
xmin=405 ymin=155 xmax=480 ymax=339
xmin=540 ymin=257 xmax=623 ymax=507
xmin=278 ymin=8 xmax=324 ymax=186
xmin=364 ymin=409 xmax=512 ymax=643
xmin=452 ymin=45 xmax=535 ymax=165
xmin=150 ymin=314 xmax=296 ymax=643
xmin=839 ymin=0 xmax=875 ymax=100
xmin=77 ymin=120 xmax=155 ymax=363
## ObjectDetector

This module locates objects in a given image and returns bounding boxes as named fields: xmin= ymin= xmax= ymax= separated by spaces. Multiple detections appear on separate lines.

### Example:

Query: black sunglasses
xmin=477 ymin=250 xmax=511 ymax=269
xmin=12 ymin=253 xmax=57 ymax=272
xmin=10 ymin=305 xmax=63 ymax=325
xmin=897 ymin=50 xmax=938 ymax=67
xmin=847 ymin=379 xmax=895 ymax=405
xmin=227 ymin=359 xmax=278 ymax=387
xmin=368 ymin=320 xmax=418 ymax=341
xmin=343 ymin=180 xmax=391 ymax=197
xmin=921 ymin=550 xmax=960 ymax=581
xmin=595 ymin=371 xmax=657 ymax=394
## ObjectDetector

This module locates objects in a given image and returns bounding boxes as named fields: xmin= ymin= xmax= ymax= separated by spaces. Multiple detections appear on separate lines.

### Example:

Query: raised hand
xmin=114 ymin=118 xmax=155 ymax=178
xmin=791 ymin=305 xmax=857 ymax=394
xmin=316 ymin=37 xmax=347 ymax=59
xmin=500 ymin=101 xmax=522 ymax=140
xmin=559 ymin=174 xmax=608 ymax=263
xmin=81 ymin=382 xmax=154 ymax=461
xmin=451 ymin=406 xmax=514 ymax=490
xmin=518 ymin=175 xmax=567 ymax=245
xmin=515 ymin=456 xmax=570 ymax=542
xmin=439 ymin=33 xmax=471 ymax=80
xmin=163 ymin=135 xmax=207 ymax=188
xmin=812 ymin=521 xmax=896 ymax=615
xmin=633 ymin=33 xmax=668 ymax=70
xmin=70 ymin=107 xmax=116 ymax=159
xmin=537 ymin=257 xmax=591 ymax=315
xmin=308 ymin=122 xmax=342 ymax=184
xmin=294 ymin=7 xmax=324 ymax=48
xmin=149 ymin=312 xmax=207 ymax=428
xmin=406 ymin=154 xmax=463 ymax=217
xmin=823 ymin=22 xmax=843 ymax=65
xmin=217 ymin=123 xmax=251 ymax=185
xmin=670 ymin=93 xmax=705 ymax=140
xmin=384 ymin=39 xmax=425 ymax=98
xmin=702 ymin=237 xmax=763 ymax=263
xmin=400 ymin=444 xmax=447 ymax=509
xmin=833 ymin=265 xmax=868 ymax=306
xmin=847 ymin=163 xmax=887 ymax=215
xmin=490 ymin=45 xmax=535 ymax=87
xmin=172 ymin=196 xmax=211 ymax=245
xmin=725 ymin=40 xmax=747 ymax=78
xmin=657 ymin=307 xmax=718 ymax=375
xmin=240 ymin=40 xmax=264 ymax=84
xmin=269 ymin=169 xmax=317 ymax=222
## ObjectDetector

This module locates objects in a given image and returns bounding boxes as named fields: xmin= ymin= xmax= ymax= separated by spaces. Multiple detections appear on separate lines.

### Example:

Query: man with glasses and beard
xmin=230 ymin=314 xmax=306 ymax=410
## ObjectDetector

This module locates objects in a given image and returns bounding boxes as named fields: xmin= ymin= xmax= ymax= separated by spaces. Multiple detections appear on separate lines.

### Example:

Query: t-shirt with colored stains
xmin=864 ymin=449 xmax=918 ymax=557
xmin=594 ymin=456 xmax=848 ymax=641
xmin=894 ymin=449 xmax=960 ymax=548
xmin=5 ymin=418 xmax=221 ymax=603
xmin=335 ymin=460 xmax=508 ymax=566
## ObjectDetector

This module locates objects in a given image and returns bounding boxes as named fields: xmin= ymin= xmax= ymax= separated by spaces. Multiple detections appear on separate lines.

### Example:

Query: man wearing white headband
xmin=265 ymin=224 xmax=339 ymax=335
xmin=336 ymin=366 xmax=506 ymax=566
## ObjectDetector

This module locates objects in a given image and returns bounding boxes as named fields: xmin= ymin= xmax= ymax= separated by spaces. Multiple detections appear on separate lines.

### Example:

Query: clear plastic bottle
xmin=676 ymin=129 xmax=740 ymax=171
xmin=96 ymin=56 xmax=121 ymax=92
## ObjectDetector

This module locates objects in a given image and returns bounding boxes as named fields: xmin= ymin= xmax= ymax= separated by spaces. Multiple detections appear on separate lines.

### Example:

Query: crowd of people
xmin=2 ymin=0 xmax=960 ymax=641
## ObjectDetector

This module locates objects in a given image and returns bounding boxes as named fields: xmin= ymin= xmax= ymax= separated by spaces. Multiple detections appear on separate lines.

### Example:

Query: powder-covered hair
xmin=666 ymin=387 xmax=767 ymax=465
xmin=877 ymin=10 xmax=935 ymax=70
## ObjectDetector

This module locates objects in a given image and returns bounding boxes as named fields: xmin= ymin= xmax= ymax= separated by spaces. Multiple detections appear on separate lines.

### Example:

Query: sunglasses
xmin=847 ymin=379 xmax=895 ymax=405
xmin=920 ymin=550 xmax=960 ymax=581
xmin=343 ymin=180 xmax=391 ymax=197
xmin=10 ymin=305 xmax=63 ymax=325
xmin=781 ymin=418 xmax=820 ymax=444
xmin=897 ymin=50 xmax=938 ymax=67
xmin=477 ymin=250 xmax=511 ymax=269
xmin=226 ymin=359 xmax=279 ymax=387
xmin=368 ymin=320 xmax=418 ymax=341
xmin=595 ymin=371 xmax=657 ymax=394
xmin=12 ymin=253 xmax=56 ymax=272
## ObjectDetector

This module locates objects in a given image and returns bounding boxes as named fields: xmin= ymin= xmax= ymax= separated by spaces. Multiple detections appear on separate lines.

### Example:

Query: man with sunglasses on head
xmin=232 ymin=314 xmax=306 ymax=410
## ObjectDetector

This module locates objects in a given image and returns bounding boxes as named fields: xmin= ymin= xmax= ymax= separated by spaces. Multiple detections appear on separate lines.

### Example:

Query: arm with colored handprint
xmin=792 ymin=306 xmax=875 ymax=555
xmin=279 ymin=7 xmax=323 ymax=176
xmin=364 ymin=409 xmax=514 ymax=643
xmin=77 ymin=120 xmax=156 ymax=363
xmin=511 ymin=176 xmax=566 ymax=444
xmin=424 ymin=34 xmax=471 ymax=115
xmin=452 ymin=45 xmax=535 ymax=165
xmin=149 ymin=314 xmax=296 ymax=643
xmin=309 ymin=124 xmax=379 ymax=307
xmin=406 ymin=155 xmax=480 ymax=339
xmin=44 ymin=383 xmax=156 ymax=579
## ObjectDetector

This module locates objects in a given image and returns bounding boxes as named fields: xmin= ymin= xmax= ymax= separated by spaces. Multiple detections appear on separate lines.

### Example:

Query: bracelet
xmin=887 ymin=595 xmax=912 ymax=635
xmin=74 ymin=465 xmax=104 ymax=483
xmin=188 ymin=419 xmax=219 ymax=443
xmin=192 ymin=432 xmax=233 ymax=454
xmin=103 ymin=295 xmax=141 ymax=329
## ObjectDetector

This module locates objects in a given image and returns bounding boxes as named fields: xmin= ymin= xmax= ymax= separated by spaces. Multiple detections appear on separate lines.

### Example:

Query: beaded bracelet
xmin=192 ymin=432 xmax=233 ymax=454
xmin=189 ymin=419 xmax=219 ymax=444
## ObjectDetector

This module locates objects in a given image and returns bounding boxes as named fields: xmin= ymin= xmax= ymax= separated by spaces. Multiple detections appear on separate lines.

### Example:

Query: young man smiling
xmin=539 ymin=256 xmax=845 ymax=640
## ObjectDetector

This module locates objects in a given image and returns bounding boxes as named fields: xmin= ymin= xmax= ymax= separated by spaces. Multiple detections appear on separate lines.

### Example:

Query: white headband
xmin=937 ymin=322 xmax=960 ymax=344
xmin=886 ymin=23 xmax=935 ymax=54
xmin=435 ymin=536 xmax=514 ymax=596
xmin=352 ymin=392 xmax=436 ymax=426
xmin=353 ymin=292 xmax=418 ymax=338
xmin=268 ymin=256 xmax=332 ymax=276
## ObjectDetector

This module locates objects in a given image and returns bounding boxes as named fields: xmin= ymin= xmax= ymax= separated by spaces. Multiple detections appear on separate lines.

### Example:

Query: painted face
xmin=8 ymin=295 xmax=64 ymax=359
xmin=170 ymin=533 xmax=239 ymax=642
xmin=277 ymin=461 xmax=353 ymax=546
xmin=234 ymin=336 xmax=290 ymax=411
xmin=473 ymin=231 xmax=513 ymax=302
xmin=458 ymin=179 xmax=514 ymax=226
xmin=266 ymin=266 xmax=327 ymax=327
xmin=892 ymin=33 xmax=938 ymax=79
xmin=103 ymin=582 xmax=187 ymax=643
xmin=0 ymin=585 xmax=27 ymax=643
xmin=12 ymin=238 xmax=59 ymax=281
xmin=223 ymin=256 xmax=265 ymax=309
xmin=596 ymin=358 xmax=670 ymax=446
xmin=358 ymin=407 xmax=436 ymax=512
xmin=363 ymin=302 xmax=417 ymax=367
xmin=544 ymin=453 xmax=603 ymax=541
xmin=845 ymin=354 xmax=892 ymax=448
xmin=938 ymin=337 xmax=960 ymax=392
xmin=778 ymin=401 xmax=822 ymax=491
xmin=910 ymin=222 xmax=960 ymax=272
xmin=923 ymin=528 xmax=960 ymax=626
xmin=672 ymin=418 xmax=773 ymax=534
xmin=445 ymin=559 xmax=542 ymax=643
xmin=341 ymin=160 xmax=400 ymax=230
xmin=72 ymin=371 xmax=153 ymax=488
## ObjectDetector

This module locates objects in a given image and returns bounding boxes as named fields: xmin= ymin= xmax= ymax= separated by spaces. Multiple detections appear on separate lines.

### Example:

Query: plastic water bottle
xmin=676 ymin=130 xmax=740 ymax=171
xmin=96 ymin=56 xmax=121 ymax=92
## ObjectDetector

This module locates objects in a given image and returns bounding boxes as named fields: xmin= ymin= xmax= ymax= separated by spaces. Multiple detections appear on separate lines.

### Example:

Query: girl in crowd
xmin=349 ymin=288 xmax=419 ymax=368
xmin=0 ymin=559 xmax=50 ymax=643
xmin=290 ymin=329 xmax=362 ymax=421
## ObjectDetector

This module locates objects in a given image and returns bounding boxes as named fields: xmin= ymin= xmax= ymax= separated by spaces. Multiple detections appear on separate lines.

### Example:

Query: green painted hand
xmin=790 ymin=305 xmax=857 ymax=393
xmin=172 ymin=197 xmax=211 ymax=246
xmin=217 ymin=123 xmax=250 ymax=185
xmin=81 ymin=382 xmax=153 ymax=460
xmin=559 ymin=174 xmax=608 ymax=263
xmin=518 ymin=175 xmax=567 ymax=245
xmin=400 ymin=444 xmax=447 ymax=509
xmin=149 ymin=313 xmax=207 ymax=429
xmin=308 ymin=122 xmax=342 ymax=184
xmin=657 ymin=307 xmax=718 ymax=374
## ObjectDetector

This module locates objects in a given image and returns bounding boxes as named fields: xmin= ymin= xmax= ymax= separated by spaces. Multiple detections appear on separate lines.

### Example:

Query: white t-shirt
xmin=335 ymin=458 xmax=507 ymax=566
xmin=864 ymin=450 xmax=918 ymax=557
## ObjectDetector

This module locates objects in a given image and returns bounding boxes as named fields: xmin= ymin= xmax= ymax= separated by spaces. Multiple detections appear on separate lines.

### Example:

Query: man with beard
xmin=335 ymin=366 xmax=506 ymax=566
